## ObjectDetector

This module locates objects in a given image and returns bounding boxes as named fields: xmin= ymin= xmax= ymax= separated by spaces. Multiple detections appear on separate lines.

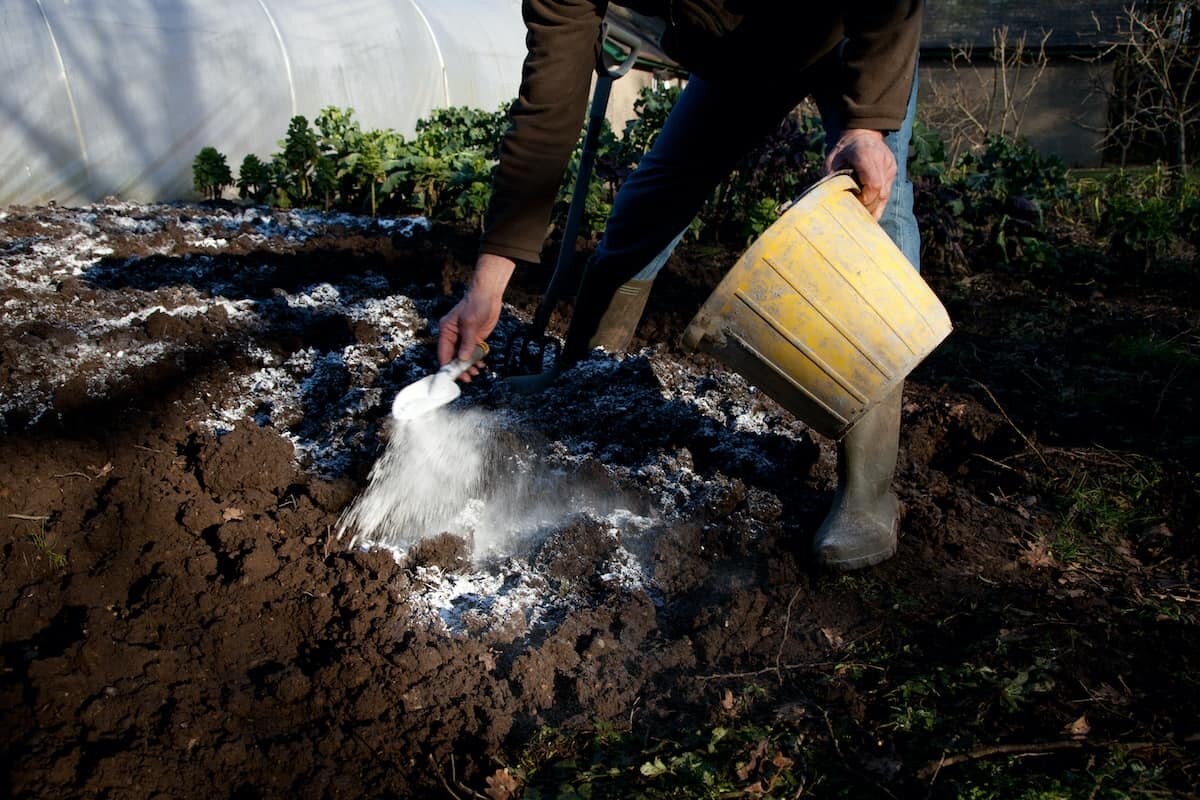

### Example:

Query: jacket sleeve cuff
xmin=479 ymin=239 xmax=542 ymax=265
xmin=842 ymin=114 xmax=904 ymax=133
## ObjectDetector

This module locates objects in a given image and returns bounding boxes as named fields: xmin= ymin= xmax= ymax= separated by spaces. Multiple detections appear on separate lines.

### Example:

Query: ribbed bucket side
xmin=682 ymin=173 xmax=951 ymax=438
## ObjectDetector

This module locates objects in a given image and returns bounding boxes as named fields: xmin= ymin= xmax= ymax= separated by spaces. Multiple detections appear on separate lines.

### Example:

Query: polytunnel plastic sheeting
xmin=417 ymin=0 xmax=533 ymax=110
xmin=0 ymin=0 xmax=528 ymax=206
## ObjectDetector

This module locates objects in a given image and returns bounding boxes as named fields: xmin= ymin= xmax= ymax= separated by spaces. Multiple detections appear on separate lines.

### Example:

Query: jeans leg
xmin=594 ymin=75 xmax=807 ymax=286
xmin=818 ymin=60 xmax=921 ymax=272
xmin=551 ymin=76 xmax=805 ymax=365
xmin=631 ymin=227 xmax=687 ymax=281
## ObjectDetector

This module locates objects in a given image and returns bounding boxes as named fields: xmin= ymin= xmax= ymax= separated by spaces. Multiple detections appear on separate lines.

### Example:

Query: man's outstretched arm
xmin=439 ymin=0 xmax=606 ymax=369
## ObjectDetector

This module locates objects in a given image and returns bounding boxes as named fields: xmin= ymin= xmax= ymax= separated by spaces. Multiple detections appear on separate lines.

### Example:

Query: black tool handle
xmin=527 ymin=21 xmax=641 ymax=339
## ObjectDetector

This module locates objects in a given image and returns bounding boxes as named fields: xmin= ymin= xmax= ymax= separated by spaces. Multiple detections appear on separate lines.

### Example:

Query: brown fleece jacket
xmin=481 ymin=0 xmax=923 ymax=264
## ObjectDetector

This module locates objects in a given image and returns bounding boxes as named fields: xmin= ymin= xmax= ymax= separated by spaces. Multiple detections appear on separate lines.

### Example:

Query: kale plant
xmin=192 ymin=147 xmax=233 ymax=201
xmin=282 ymin=115 xmax=321 ymax=203
xmin=236 ymin=154 xmax=273 ymax=202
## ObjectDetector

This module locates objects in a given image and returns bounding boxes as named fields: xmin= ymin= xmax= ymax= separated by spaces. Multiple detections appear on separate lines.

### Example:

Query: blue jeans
xmin=604 ymin=59 xmax=921 ymax=283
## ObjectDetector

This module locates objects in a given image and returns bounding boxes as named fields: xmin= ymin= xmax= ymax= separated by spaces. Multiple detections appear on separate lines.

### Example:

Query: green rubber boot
xmin=508 ymin=269 xmax=653 ymax=395
xmin=813 ymin=385 xmax=903 ymax=570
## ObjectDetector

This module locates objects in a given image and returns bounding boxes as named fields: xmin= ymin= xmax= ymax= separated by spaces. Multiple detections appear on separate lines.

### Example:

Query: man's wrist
xmin=471 ymin=253 xmax=516 ymax=296
xmin=840 ymin=128 xmax=886 ymax=142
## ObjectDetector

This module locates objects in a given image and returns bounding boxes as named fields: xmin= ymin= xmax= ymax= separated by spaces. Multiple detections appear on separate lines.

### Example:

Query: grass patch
xmin=930 ymin=748 xmax=1183 ymax=800
xmin=10 ymin=515 xmax=67 ymax=570
xmin=1050 ymin=464 xmax=1162 ymax=567
xmin=515 ymin=721 xmax=816 ymax=799
xmin=31 ymin=524 xmax=68 ymax=570
xmin=1110 ymin=334 xmax=1200 ymax=373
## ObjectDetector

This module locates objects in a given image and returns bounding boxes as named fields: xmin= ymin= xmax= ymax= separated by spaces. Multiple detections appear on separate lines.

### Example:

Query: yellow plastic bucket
xmin=681 ymin=173 xmax=952 ymax=439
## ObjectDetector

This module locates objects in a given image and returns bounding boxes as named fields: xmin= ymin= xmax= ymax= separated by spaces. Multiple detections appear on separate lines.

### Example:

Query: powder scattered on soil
xmin=0 ymin=202 xmax=430 ymax=431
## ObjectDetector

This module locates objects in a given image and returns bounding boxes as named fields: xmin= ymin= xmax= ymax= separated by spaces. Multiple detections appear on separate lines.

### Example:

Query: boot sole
xmin=817 ymin=532 xmax=898 ymax=571
xmin=815 ymin=506 xmax=900 ymax=572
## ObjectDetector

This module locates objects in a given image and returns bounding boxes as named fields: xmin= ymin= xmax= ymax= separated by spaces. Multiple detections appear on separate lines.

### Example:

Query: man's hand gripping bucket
xmin=681 ymin=172 xmax=952 ymax=439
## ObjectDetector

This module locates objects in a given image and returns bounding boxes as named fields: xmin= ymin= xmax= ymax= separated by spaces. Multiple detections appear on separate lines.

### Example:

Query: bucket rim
xmin=778 ymin=170 xmax=859 ymax=218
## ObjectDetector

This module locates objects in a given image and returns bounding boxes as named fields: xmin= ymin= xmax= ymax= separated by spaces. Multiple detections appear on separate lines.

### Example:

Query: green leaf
xmin=639 ymin=757 xmax=668 ymax=777
xmin=378 ymin=171 xmax=408 ymax=200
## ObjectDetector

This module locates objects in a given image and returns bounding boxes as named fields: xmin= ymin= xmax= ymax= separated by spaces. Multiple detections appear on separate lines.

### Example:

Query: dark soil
xmin=1 ymin=203 xmax=1197 ymax=799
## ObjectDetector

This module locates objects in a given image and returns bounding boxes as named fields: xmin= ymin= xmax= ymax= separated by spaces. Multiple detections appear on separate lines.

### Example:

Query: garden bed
xmin=1 ymin=202 xmax=1196 ymax=798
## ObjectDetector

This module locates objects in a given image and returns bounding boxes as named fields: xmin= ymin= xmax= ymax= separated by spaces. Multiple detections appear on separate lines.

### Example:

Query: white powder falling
xmin=338 ymin=408 xmax=490 ymax=551
xmin=338 ymin=404 xmax=652 ymax=563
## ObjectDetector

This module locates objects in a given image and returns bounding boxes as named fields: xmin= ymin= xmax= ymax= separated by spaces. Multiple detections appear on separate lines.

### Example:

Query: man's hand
xmin=823 ymin=129 xmax=897 ymax=221
xmin=437 ymin=253 xmax=515 ymax=382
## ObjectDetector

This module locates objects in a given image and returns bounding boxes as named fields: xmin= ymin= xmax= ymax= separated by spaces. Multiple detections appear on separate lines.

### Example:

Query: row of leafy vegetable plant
xmin=193 ymin=86 xmax=1200 ymax=269
xmin=192 ymin=104 xmax=509 ymax=225
xmin=191 ymin=86 xmax=827 ymax=245
xmin=909 ymin=124 xmax=1200 ymax=276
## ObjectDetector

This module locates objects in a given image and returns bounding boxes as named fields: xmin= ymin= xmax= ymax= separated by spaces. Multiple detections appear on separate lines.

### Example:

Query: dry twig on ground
xmin=919 ymin=739 xmax=1169 ymax=780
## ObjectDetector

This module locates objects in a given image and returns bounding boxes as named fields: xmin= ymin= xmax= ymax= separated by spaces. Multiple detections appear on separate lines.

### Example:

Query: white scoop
xmin=390 ymin=343 xmax=487 ymax=421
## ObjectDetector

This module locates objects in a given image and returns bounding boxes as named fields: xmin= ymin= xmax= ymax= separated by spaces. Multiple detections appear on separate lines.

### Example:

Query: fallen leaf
xmin=222 ymin=507 xmax=245 ymax=522
xmin=721 ymin=689 xmax=735 ymax=711
xmin=737 ymin=739 xmax=769 ymax=780
xmin=91 ymin=462 xmax=114 ymax=479
xmin=1065 ymin=714 xmax=1091 ymax=737
xmin=771 ymin=701 xmax=808 ymax=724
xmin=1020 ymin=537 xmax=1056 ymax=569
xmin=1088 ymin=683 xmax=1132 ymax=706
xmin=771 ymin=751 xmax=795 ymax=770
xmin=484 ymin=768 xmax=520 ymax=800
xmin=821 ymin=627 xmax=845 ymax=648
xmin=1141 ymin=522 xmax=1173 ymax=540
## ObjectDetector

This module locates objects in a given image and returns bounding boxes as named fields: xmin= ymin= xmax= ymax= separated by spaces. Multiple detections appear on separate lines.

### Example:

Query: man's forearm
xmin=841 ymin=0 xmax=923 ymax=131
xmin=471 ymin=253 xmax=517 ymax=296
xmin=480 ymin=0 xmax=606 ymax=264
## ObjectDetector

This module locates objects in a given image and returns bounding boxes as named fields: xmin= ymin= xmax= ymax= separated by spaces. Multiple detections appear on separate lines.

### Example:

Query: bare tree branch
xmin=1092 ymin=1 xmax=1200 ymax=175
xmin=920 ymin=26 xmax=1052 ymax=161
